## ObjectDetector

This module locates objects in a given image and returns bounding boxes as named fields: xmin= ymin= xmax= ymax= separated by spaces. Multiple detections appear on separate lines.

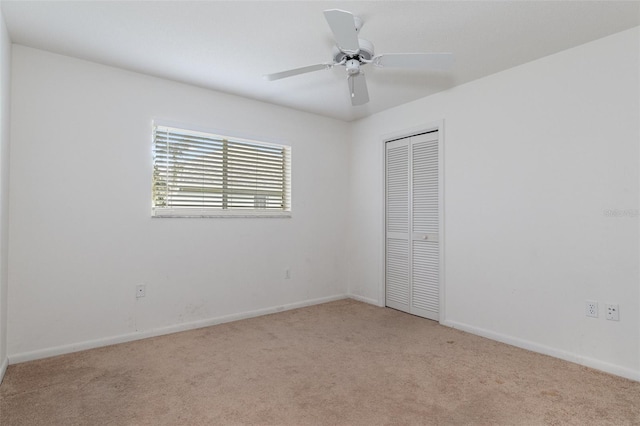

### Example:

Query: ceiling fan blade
xmin=263 ymin=63 xmax=333 ymax=81
xmin=373 ymin=53 xmax=455 ymax=70
xmin=348 ymin=73 xmax=369 ymax=106
xmin=324 ymin=9 xmax=360 ymax=54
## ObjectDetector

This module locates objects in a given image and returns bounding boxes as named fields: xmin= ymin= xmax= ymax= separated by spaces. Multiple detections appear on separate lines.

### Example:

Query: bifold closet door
xmin=385 ymin=131 xmax=440 ymax=321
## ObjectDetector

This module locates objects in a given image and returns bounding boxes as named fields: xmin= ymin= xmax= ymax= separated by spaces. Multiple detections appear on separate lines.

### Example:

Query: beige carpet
xmin=1 ymin=299 xmax=639 ymax=425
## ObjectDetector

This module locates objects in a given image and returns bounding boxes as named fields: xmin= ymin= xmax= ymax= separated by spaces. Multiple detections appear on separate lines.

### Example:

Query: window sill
xmin=152 ymin=209 xmax=292 ymax=218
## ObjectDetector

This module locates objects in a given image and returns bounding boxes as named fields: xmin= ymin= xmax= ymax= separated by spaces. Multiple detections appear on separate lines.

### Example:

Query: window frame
xmin=151 ymin=121 xmax=292 ymax=218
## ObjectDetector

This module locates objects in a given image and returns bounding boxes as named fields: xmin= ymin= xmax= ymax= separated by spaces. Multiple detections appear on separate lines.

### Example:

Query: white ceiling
xmin=2 ymin=1 xmax=639 ymax=122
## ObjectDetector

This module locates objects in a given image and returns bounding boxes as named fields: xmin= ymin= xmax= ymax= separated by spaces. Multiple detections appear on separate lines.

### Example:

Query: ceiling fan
xmin=263 ymin=9 xmax=454 ymax=106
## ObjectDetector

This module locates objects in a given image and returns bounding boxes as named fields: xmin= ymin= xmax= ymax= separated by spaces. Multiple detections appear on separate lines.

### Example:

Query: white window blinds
xmin=152 ymin=125 xmax=291 ymax=217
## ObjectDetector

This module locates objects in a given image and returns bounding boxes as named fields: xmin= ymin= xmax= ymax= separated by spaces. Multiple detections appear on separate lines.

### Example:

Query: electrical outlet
xmin=585 ymin=300 xmax=598 ymax=318
xmin=605 ymin=304 xmax=619 ymax=321
xmin=136 ymin=284 xmax=146 ymax=298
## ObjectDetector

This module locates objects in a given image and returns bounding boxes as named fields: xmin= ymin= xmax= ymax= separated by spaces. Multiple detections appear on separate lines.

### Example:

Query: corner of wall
xmin=0 ymin=6 xmax=12 ymax=384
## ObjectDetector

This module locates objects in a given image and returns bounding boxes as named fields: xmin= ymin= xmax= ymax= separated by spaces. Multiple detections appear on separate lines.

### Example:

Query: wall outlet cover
xmin=605 ymin=303 xmax=619 ymax=321
xmin=136 ymin=284 xmax=146 ymax=298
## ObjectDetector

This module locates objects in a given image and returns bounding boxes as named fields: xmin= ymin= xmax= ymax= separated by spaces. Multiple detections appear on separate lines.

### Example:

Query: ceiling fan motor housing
xmin=333 ymin=38 xmax=375 ymax=65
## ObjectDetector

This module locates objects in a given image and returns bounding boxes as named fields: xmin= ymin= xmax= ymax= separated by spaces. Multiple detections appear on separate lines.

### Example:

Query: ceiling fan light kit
xmin=264 ymin=9 xmax=454 ymax=106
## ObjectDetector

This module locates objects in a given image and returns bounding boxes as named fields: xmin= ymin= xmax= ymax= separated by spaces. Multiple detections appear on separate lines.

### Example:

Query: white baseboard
xmin=348 ymin=293 xmax=383 ymax=307
xmin=441 ymin=319 xmax=640 ymax=382
xmin=0 ymin=356 xmax=8 ymax=384
xmin=9 ymin=294 xmax=348 ymax=365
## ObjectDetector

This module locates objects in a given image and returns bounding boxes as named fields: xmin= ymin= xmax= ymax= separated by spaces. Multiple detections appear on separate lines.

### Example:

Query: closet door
xmin=385 ymin=131 xmax=440 ymax=321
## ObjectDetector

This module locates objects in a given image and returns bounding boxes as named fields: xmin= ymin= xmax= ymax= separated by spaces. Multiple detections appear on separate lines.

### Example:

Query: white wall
xmin=8 ymin=46 xmax=349 ymax=360
xmin=0 ymin=8 xmax=11 ymax=381
xmin=348 ymin=27 xmax=640 ymax=379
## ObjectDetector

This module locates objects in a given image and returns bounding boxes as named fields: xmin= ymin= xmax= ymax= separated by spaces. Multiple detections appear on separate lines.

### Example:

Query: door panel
xmin=412 ymin=136 xmax=439 ymax=236
xmin=411 ymin=239 xmax=439 ymax=320
xmin=385 ymin=139 xmax=410 ymax=312
xmin=386 ymin=142 xmax=409 ymax=234
xmin=386 ymin=238 xmax=409 ymax=310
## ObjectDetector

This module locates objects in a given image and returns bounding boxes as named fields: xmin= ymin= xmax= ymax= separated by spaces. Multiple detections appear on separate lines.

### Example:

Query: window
xmin=152 ymin=125 xmax=291 ymax=217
